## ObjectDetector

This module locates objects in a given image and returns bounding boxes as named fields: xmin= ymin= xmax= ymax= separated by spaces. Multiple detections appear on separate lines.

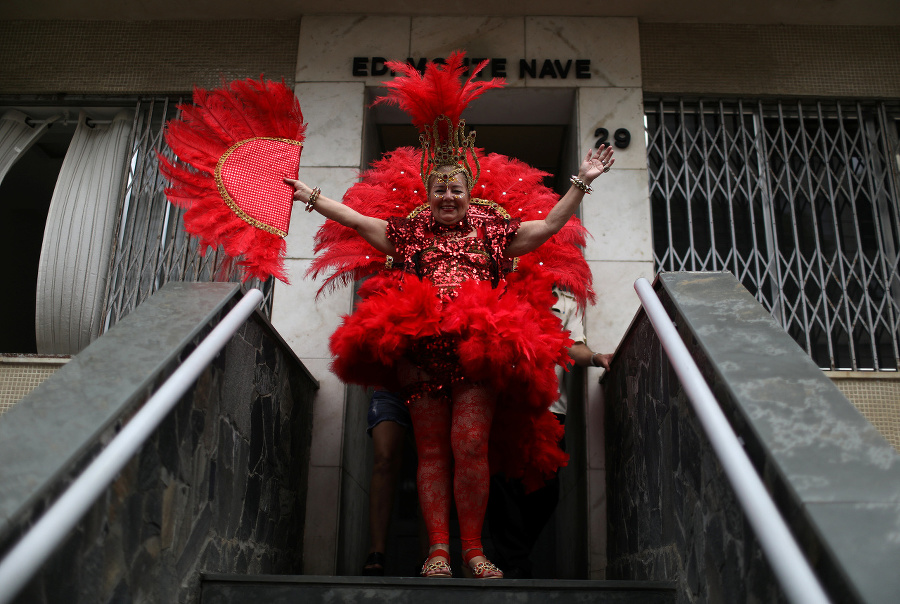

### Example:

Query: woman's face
xmin=428 ymin=169 xmax=470 ymax=226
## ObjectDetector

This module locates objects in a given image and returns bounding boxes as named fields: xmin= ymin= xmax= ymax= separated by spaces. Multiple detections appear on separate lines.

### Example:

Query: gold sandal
xmin=461 ymin=548 xmax=503 ymax=579
xmin=420 ymin=548 xmax=452 ymax=578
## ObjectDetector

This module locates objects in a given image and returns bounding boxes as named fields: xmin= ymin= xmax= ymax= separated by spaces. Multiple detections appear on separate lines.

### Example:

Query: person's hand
xmin=284 ymin=177 xmax=315 ymax=203
xmin=592 ymin=352 xmax=613 ymax=370
xmin=578 ymin=145 xmax=615 ymax=185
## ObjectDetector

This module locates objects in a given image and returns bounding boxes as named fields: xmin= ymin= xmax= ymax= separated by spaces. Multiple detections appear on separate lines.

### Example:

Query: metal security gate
xmin=101 ymin=98 xmax=273 ymax=334
xmin=646 ymin=98 xmax=900 ymax=371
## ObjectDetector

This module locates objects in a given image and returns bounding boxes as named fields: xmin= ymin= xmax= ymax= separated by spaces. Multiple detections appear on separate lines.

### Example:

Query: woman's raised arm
xmin=284 ymin=178 xmax=395 ymax=255
xmin=505 ymin=146 xmax=614 ymax=258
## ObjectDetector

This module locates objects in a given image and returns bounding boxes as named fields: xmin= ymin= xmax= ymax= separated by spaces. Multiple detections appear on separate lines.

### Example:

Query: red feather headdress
xmin=158 ymin=77 xmax=306 ymax=283
xmin=375 ymin=51 xmax=504 ymax=190
xmin=308 ymin=52 xmax=596 ymax=308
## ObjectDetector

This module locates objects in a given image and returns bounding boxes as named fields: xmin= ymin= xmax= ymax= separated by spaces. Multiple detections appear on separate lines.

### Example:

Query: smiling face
xmin=428 ymin=168 xmax=471 ymax=226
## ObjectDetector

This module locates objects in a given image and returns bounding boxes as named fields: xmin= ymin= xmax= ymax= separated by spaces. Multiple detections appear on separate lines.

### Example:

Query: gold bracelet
xmin=305 ymin=187 xmax=321 ymax=213
xmin=570 ymin=175 xmax=593 ymax=194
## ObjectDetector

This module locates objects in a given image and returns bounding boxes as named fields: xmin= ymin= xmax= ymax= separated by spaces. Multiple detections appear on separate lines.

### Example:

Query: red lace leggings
xmin=398 ymin=354 xmax=496 ymax=553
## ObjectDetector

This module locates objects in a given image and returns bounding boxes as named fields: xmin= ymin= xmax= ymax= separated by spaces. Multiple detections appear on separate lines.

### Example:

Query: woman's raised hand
xmin=284 ymin=177 xmax=314 ymax=203
xmin=578 ymin=145 xmax=615 ymax=185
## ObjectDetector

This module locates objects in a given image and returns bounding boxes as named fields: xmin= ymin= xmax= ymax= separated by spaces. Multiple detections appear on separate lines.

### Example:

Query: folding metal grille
xmin=100 ymin=98 xmax=274 ymax=335
xmin=646 ymin=98 xmax=900 ymax=371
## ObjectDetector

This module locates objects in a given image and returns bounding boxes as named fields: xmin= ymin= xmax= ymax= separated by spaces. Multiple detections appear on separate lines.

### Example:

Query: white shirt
xmin=549 ymin=288 xmax=585 ymax=415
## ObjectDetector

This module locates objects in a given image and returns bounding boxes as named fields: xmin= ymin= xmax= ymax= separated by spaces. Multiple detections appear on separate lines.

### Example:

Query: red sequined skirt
xmin=329 ymin=269 xmax=572 ymax=490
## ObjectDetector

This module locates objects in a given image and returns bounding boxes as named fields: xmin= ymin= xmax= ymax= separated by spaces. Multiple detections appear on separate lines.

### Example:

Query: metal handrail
xmin=633 ymin=278 xmax=830 ymax=604
xmin=0 ymin=288 xmax=264 ymax=604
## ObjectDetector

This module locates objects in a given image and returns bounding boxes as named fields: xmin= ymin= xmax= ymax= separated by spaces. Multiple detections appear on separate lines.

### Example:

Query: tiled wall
xmin=830 ymin=375 xmax=900 ymax=452
xmin=640 ymin=24 xmax=900 ymax=97
xmin=0 ymin=360 xmax=67 ymax=417
xmin=0 ymin=20 xmax=300 ymax=94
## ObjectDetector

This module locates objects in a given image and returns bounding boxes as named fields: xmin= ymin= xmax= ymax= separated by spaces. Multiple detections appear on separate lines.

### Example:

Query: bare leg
xmin=365 ymin=420 xmax=406 ymax=572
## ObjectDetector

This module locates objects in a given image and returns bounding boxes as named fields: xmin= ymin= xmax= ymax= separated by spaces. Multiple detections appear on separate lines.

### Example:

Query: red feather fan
xmin=158 ymin=77 xmax=306 ymax=283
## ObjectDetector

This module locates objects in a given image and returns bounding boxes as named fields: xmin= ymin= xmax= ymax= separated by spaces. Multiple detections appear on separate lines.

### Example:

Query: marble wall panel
xmin=578 ymin=87 xmax=647 ymax=171
xmin=582 ymin=260 xmax=651 ymax=580
xmin=303 ymin=358 xmax=347 ymax=470
xmin=284 ymin=167 xmax=361 ymax=260
xmin=337 ymin=466 xmax=370 ymax=576
xmin=296 ymin=16 xmax=411 ymax=86
xmin=289 ymin=32 xmax=373 ymax=578
xmin=335 ymin=377 xmax=373 ymax=576
xmin=292 ymin=16 xmax=642 ymax=91
xmin=302 ymin=464 xmax=342 ymax=575
xmin=273 ymin=259 xmax=352 ymax=577
xmin=585 ymin=369 xmax=608 ymax=580
xmin=409 ymin=17 xmax=526 ymax=86
xmin=271 ymin=259 xmax=350 ymax=361
xmin=586 ymin=368 xmax=608 ymax=474
xmin=340 ymin=385 xmax=372 ymax=494
xmin=584 ymin=260 xmax=654 ymax=355
xmin=293 ymin=82 xmax=365 ymax=168
xmin=587 ymin=467 xmax=608 ymax=580
xmin=525 ymin=18 xmax=641 ymax=88
xmin=582 ymin=169 xmax=652 ymax=262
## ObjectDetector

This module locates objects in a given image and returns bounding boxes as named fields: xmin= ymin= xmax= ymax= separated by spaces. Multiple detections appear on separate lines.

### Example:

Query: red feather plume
xmin=158 ymin=77 xmax=306 ymax=283
xmin=375 ymin=51 xmax=505 ymax=132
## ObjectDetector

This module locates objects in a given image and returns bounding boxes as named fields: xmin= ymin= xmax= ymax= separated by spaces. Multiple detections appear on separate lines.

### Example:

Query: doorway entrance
xmin=364 ymin=87 xmax=579 ymax=195
xmin=342 ymin=87 xmax=589 ymax=579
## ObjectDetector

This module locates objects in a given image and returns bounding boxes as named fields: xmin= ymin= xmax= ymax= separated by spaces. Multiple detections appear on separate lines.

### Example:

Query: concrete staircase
xmin=199 ymin=574 xmax=677 ymax=603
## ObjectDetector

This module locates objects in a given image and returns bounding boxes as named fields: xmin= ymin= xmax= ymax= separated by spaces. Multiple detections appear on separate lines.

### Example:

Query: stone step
xmin=200 ymin=574 xmax=677 ymax=603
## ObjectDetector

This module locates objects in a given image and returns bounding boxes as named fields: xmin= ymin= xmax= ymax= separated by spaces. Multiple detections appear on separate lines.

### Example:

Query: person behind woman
xmin=362 ymin=389 xmax=413 ymax=576
xmin=286 ymin=53 xmax=614 ymax=579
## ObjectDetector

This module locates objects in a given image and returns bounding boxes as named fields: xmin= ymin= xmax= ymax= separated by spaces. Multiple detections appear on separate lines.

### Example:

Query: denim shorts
xmin=366 ymin=390 xmax=412 ymax=436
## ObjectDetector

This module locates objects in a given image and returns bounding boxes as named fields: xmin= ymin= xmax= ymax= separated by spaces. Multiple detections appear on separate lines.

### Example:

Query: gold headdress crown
xmin=420 ymin=115 xmax=478 ymax=190
xmin=375 ymin=52 xmax=505 ymax=192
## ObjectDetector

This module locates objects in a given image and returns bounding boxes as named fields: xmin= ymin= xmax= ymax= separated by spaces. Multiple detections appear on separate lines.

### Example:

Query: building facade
xmin=1 ymin=2 xmax=899 ymax=580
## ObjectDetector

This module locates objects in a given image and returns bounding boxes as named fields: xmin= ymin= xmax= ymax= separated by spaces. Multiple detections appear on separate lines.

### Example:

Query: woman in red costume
xmin=286 ymin=53 xmax=614 ymax=579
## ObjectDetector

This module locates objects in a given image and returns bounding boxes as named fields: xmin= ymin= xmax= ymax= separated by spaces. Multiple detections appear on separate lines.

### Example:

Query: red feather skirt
xmin=329 ymin=268 xmax=571 ymax=491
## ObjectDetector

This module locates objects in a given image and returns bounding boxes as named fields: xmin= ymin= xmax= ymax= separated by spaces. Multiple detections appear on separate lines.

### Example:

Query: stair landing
xmin=200 ymin=574 xmax=677 ymax=603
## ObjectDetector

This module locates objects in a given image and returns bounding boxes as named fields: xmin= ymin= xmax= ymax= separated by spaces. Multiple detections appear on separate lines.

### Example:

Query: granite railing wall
xmin=0 ymin=282 xmax=318 ymax=604
xmin=603 ymin=272 xmax=900 ymax=604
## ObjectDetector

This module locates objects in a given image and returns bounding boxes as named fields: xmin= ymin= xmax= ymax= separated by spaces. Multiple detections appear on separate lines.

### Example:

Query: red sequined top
xmin=386 ymin=205 xmax=521 ymax=298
